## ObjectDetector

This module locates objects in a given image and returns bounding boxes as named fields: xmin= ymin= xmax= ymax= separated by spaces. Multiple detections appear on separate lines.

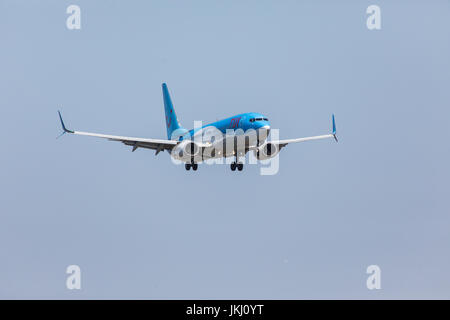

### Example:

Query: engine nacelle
xmin=254 ymin=142 xmax=280 ymax=160
xmin=172 ymin=140 xmax=201 ymax=161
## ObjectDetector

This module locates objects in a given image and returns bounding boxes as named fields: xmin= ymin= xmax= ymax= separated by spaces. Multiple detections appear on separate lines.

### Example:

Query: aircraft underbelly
xmin=170 ymin=126 xmax=270 ymax=163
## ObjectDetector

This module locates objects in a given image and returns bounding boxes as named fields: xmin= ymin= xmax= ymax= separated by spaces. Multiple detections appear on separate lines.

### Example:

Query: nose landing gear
xmin=185 ymin=162 xmax=198 ymax=171
xmin=230 ymin=162 xmax=243 ymax=171
xmin=230 ymin=153 xmax=244 ymax=171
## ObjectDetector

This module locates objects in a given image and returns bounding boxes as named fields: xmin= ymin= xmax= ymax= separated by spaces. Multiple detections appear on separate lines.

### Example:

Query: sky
xmin=1 ymin=0 xmax=450 ymax=299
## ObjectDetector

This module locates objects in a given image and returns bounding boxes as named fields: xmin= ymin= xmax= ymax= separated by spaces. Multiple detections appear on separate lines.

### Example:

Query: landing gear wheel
xmin=237 ymin=162 xmax=243 ymax=171
xmin=185 ymin=163 xmax=191 ymax=171
xmin=230 ymin=162 xmax=236 ymax=171
xmin=192 ymin=163 xmax=198 ymax=171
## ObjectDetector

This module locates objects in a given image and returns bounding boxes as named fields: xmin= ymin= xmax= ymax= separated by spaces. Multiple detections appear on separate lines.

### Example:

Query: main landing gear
xmin=185 ymin=163 xmax=198 ymax=171
xmin=230 ymin=162 xmax=243 ymax=171
xmin=230 ymin=153 xmax=243 ymax=171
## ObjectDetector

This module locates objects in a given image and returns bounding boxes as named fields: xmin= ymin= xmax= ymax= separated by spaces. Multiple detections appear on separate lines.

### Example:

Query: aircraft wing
xmin=273 ymin=114 xmax=338 ymax=149
xmin=57 ymin=111 xmax=178 ymax=154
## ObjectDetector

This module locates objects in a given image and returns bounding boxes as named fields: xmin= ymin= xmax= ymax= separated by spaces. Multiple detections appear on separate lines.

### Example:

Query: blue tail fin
xmin=162 ymin=83 xmax=182 ymax=139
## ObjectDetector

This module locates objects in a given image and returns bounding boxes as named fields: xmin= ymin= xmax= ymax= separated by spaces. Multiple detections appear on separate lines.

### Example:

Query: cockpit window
xmin=250 ymin=117 xmax=268 ymax=122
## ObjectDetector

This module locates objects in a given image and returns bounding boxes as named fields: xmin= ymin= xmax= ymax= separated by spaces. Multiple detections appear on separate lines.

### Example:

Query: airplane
xmin=58 ymin=83 xmax=337 ymax=171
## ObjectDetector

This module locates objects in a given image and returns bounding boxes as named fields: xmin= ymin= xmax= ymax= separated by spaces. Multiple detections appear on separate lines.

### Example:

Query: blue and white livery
xmin=58 ymin=83 xmax=337 ymax=171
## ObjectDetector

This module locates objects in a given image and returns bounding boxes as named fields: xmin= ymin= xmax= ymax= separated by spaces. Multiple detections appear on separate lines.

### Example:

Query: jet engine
xmin=172 ymin=140 xmax=201 ymax=161
xmin=254 ymin=142 xmax=280 ymax=160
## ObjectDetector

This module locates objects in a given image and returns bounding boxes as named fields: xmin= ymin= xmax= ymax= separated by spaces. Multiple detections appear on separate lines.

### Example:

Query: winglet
xmin=332 ymin=114 xmax=338 ymax=142
xmin=57 ymin=110 xmax=74 ymax=139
